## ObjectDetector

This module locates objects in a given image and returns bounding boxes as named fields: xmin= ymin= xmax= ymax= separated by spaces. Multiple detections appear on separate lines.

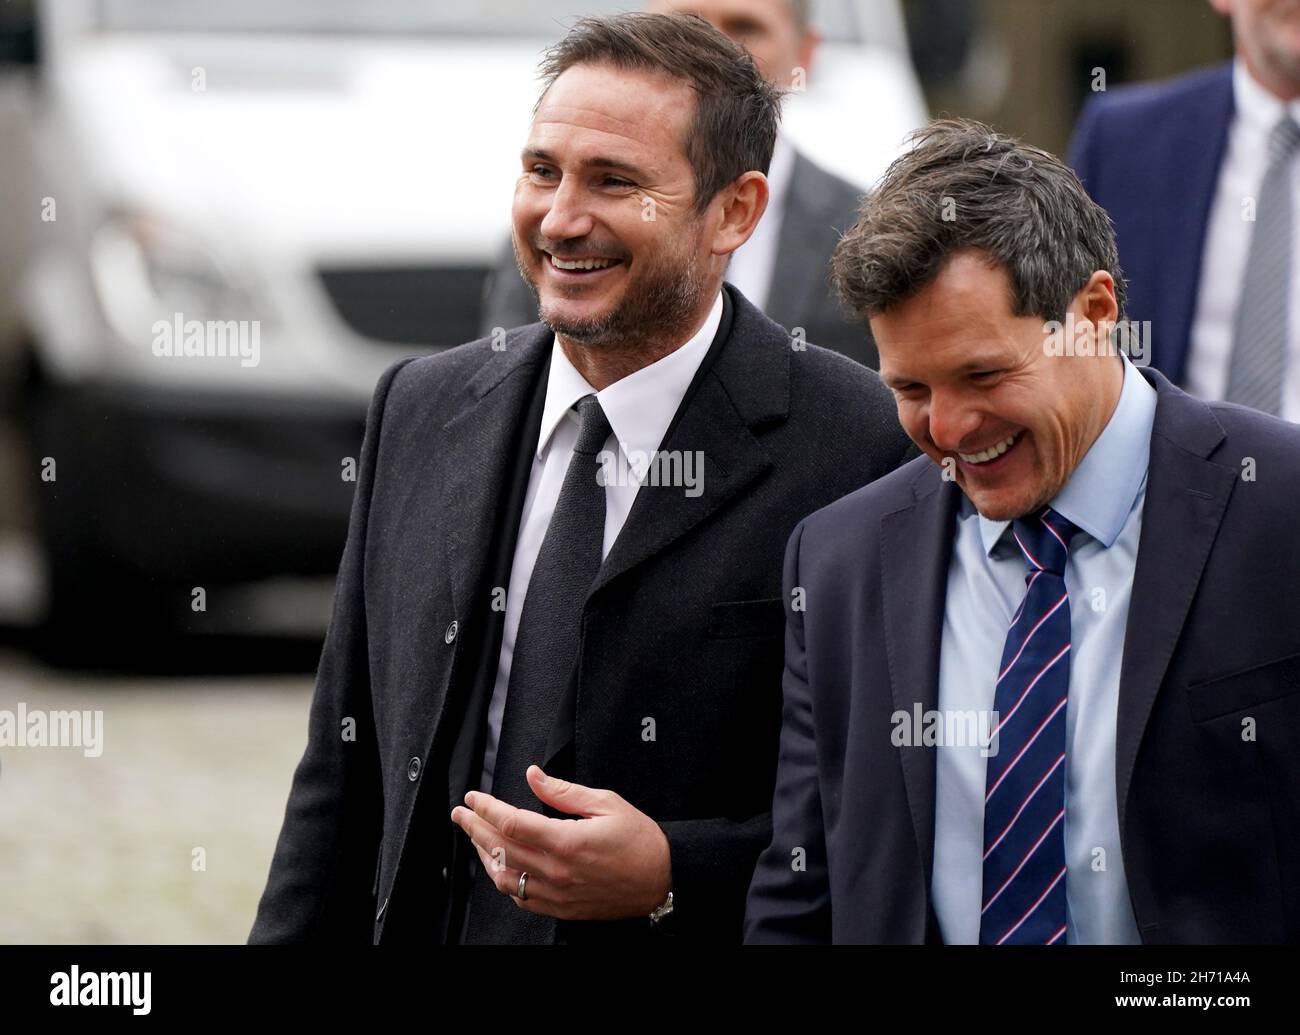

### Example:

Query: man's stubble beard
xmin=516 ymin=225 xmax=710 ymax=354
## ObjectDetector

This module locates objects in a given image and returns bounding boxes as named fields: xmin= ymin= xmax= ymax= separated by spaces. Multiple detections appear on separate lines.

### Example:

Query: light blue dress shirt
xmin=931 ymin=355 xmax=1156 ymax=944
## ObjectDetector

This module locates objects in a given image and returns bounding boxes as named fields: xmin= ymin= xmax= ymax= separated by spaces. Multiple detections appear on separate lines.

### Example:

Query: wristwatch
xmin=649 ymin=891 xmax=674 ymax=931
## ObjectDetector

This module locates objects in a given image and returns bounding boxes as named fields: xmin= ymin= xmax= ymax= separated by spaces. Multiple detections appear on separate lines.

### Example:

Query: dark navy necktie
xmin=980 ymin=506 xmax=1079 ymax=945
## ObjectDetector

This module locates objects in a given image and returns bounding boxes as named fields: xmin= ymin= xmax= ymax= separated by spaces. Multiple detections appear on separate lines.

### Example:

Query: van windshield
xmin=99 ymin=0 xmax=862 ymax=43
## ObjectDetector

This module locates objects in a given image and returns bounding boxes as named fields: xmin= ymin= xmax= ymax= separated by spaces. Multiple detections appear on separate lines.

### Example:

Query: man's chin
xmin=961 ymin=483 xmax=1049 ymax=523
xmin=971 ymin=501 xmax=1028 ymax=523
xmin=540 ymin=299 xmax=621 ymax=345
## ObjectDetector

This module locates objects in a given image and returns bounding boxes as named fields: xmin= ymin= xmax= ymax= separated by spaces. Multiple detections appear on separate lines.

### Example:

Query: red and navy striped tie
xmin=980 ymin=506 xmax=1079 ymax=945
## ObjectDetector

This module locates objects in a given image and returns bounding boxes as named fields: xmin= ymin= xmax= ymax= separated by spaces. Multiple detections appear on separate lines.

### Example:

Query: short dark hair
xmin=537 ymin=12 xmax=783 ymax=214
xmin=831 ymin=118 xmax=1127 ymax=323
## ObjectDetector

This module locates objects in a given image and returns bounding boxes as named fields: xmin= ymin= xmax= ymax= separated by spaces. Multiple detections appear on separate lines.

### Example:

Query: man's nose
xmin=927 ymin=393 xmax=982 ymax=453
xmin=539 ymin=177 xmax=596 ymax=244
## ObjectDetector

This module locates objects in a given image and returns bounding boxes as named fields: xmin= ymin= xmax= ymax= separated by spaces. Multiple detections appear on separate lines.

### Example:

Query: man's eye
xmin=529 ymin=166 xmax=556 ymax=180
xmin=602 ymin=176 xmax=633 ymax=188
xmin=971 ymin=371 xmax=1000 ymax=382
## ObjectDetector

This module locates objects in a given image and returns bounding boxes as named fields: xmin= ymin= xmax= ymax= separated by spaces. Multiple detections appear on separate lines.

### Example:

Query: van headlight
xmin=89 ymin=210 xmax=264 ymax=352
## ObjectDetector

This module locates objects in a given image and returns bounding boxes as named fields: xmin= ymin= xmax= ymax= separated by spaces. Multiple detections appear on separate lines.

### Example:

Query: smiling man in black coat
xmin=482 ymin=0 xmax=878 ymax=369
xmin=249 ymin=12 xmax=908 ymax=945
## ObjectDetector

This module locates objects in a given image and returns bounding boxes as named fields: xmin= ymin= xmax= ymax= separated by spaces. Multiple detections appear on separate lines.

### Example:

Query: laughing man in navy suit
xmin=744 ymin=119 xmax=1300 ymax=944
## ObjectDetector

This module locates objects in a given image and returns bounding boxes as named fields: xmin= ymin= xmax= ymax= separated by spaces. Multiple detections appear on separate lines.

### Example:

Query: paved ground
xmin=0 ymin=649 xmax=313 ymax=943
xmin=0 ymin=425 xmax=331 ymax=944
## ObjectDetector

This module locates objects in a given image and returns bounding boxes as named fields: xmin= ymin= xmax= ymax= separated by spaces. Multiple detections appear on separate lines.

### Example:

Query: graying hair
xmin=831 ymin=118 xmax=1127 ymax=323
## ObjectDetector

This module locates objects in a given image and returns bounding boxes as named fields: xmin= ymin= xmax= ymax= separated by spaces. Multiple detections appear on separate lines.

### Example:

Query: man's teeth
xmin=550 ymin=255 xmax=616 ymax=271
xmin=958 ymin=433 xmax=1019 ymax=464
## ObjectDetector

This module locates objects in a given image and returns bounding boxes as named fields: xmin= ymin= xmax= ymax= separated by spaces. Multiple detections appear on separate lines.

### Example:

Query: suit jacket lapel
xmin=542 ymin=288 xmax=787 ymax=771
xmin=438 ymin=326 xmax=552 ymax=617
xmin=1115 ymin=370 xmax=1236 ymax=831
xmin=586 ymin=288 xmax=785 ymax=597
xmin=880 ymin=463 xmax=961 ymax=894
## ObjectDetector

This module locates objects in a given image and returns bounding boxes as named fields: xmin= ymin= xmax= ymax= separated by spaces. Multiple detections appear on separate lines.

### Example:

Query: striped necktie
xmin=980 ymin=506 xmax=1079 ymax=945
xmin=1225 ymin=115 xmax=1300 ymax=415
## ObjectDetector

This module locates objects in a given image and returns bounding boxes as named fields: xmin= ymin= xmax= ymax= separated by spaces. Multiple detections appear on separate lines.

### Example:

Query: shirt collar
xmin=535 ymin=289 xmax=724 ymax=462
xmin=1233 ymin=57 xmax=1300 ymax=135
xmin=975 ymin=354 xmax=1157 ymax=556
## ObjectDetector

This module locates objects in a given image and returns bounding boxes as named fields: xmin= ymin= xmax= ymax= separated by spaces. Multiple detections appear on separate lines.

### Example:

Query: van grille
xmin=318 ymin=265 xmax=490 ymax=347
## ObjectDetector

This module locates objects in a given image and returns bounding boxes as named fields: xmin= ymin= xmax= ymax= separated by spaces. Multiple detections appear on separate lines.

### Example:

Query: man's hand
xmin=450 ymin=765 xmax=672 ymax=921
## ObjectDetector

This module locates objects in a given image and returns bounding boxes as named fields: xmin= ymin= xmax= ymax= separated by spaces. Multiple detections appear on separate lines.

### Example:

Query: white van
xmin=0 ymin=0 xmax=924 ymax=643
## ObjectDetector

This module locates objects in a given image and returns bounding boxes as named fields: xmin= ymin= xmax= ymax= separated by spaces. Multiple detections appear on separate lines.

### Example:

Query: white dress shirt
xmin=478 ymin=290 xmax=724 ymax=792
xmin=1185 ymin=59 xmax=1300 ymax=420
xmin=932 ymin=355 xmax=1155 ymax=944
xmin=723 ymin=133 xmax=797 ymax=311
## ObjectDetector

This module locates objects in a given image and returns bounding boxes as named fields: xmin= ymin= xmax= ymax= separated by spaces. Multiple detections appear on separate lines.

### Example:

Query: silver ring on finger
xmin=517 ymin=871 xmax=530 ymax=901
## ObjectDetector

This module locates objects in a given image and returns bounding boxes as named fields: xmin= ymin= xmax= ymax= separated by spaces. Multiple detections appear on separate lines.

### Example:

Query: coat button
xmin=407 ymin=756 xmax=421 ymax=781
xmin=440 ymin=866 xmax=449 ymax=882
xmin=444 ymin=620 xmax=459 ymax=644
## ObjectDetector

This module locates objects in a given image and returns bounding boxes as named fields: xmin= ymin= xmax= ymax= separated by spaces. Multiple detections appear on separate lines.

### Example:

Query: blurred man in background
xmin=480 ymin=0 xmax=879 ymax=366
xmin=1069 ymin=0 xmax=1300 ymax=419
xmin=251 ymin=13 xmax=910 ymax=946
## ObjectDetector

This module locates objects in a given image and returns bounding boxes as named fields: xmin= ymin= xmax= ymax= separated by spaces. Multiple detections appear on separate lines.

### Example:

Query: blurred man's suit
xmin=1069 ymin=60 xmax=1300 ymax=419
xmin=744 ymin=366 xmax=1300 ymax=943
xmin=480 ymin=140 xmax=878 ymax=367
xmin=249 ymin=284 xmax=912 ymax=944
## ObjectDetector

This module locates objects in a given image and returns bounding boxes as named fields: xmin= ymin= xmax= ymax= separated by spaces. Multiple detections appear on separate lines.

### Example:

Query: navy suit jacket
xmin=744 ymin=368 xmax=1300 ymax=944
xmin=1067 ymin=62 xmax=1234 ymax=386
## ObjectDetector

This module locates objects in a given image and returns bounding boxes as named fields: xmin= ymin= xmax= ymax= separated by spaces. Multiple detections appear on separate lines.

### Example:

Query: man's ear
xmin=710 ymin=171 xmax=770 ymax=258
xmin=1078 ymin=269 xmax=1119 ymax=327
